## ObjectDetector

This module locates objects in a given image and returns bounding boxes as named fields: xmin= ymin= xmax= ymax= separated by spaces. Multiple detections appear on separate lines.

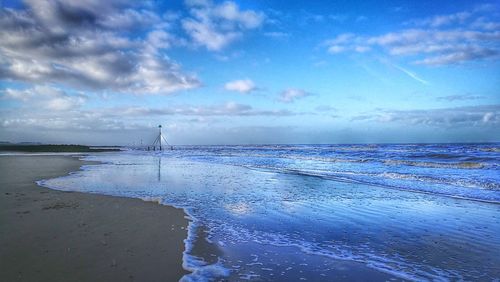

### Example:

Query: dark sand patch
xmin=0 ymin=155 xmax=189 ymax=282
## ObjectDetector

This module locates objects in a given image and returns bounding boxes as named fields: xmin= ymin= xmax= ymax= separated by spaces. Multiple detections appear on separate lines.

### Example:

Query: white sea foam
xmin=140 ymin=196 xmax=163 ymax=204
xmin=168 ymin=205 xmax=230 ymax=282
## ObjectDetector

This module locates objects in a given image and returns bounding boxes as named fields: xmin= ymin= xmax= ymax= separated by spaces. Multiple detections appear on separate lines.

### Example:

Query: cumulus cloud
xmin=352 ymin=105 xmax=500 ymax=127
xmin=324 ymin=5 xmax=500 ymax=65
xmin=0 ymin=0 xmax=200 ymax=94
xmin=182 ymin=0 xmax=265 ymax=51
xmin=279 ymin=88 xmax=312 ymax=103
xmin=224 ymin=79 xmax=257 ymax=93
xmin=3 ymin=86 xmax=86 ymax=111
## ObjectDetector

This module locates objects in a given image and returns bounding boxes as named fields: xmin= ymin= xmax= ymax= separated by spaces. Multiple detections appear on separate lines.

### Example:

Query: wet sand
xmin=0 ymin=155 xmax=189 ymax=282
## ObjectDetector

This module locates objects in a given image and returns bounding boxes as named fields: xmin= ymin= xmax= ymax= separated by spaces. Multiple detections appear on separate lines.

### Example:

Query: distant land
xmin=0 ymin=143 xmax=121 ymax=153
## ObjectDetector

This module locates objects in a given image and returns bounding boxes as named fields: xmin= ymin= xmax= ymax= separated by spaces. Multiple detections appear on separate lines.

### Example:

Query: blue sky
xmin=0 ymin=0 xmax=499 ymax=145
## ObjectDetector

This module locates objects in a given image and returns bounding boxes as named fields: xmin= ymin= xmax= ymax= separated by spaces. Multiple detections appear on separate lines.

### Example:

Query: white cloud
xmin=0 ymin=100 xmax=303 ymax=135
xmin=264 ymin=31 xmax=290 ymax=38
xmin=109 ymin=102 xmax=297 ymax=117
xmin=213 ymin=1 xmax=264 ymax=28
xmin=414 ymin=47 xmax=498 ymax=65
xmin=0 ymin=1 xmax=200 ymax=94
xmin=182 ymin=0 xmax=265 ymax=51
xmin=408 ymin=11 xmax=471 ymax=27
xmin=354 ymin=45 xmax=371 ymax=53
xmin=0 ymin=0 xmax=267 ymax=95
xmin=352 ymin=105 xmax=500 ymax=127
xmin=99 ymin=9 xmax=162 ymax=30
xmin=3 ymin=86 xmax=86 ymax=111
xmin=224 ymin=79 xmax=256 ymax=93
xmin=182 ymin=18 xmax=241 ymax=51
xmin=279 ymin=88 xmax=311 ymax=103
xmin=324 ymin=6 xmax=500 ymax=65
xmin=471 ymin=17 xmax=500 ymax=31
xmin=328 ymin=45 xmax=345 ymax=54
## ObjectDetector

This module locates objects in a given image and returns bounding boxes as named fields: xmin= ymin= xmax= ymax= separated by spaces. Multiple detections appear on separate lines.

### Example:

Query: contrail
xmin=393 ymin=64 xmax=429 ymax=85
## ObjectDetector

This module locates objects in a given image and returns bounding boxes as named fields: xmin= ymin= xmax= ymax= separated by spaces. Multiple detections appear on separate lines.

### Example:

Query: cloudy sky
xmin=0 ymin=0 xmax=499 ymax=145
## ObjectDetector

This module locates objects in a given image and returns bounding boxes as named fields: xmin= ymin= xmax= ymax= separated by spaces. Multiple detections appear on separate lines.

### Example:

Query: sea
xmin=38 ymin=143 xmax=500 ymax=281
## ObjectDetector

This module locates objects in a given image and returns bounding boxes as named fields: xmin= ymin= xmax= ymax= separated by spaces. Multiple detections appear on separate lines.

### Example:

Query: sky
xmin=0 ymin=0 xmax=499 ymax=145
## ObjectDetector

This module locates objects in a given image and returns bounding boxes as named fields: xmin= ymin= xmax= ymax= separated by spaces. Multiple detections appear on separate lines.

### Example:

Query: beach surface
xmin=0 ymin=155 xmax=189 ymax=282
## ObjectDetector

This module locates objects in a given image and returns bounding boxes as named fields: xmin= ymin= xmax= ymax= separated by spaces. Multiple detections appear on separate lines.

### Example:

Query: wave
xmin=204 ymin=220 xmax=464 ymax=281
xmin=160 ymin=145 xmax=500 ymax=202
xmin=383 ymin=160 xmax=485 ymax=169
xmin=182 ymin=156 xmax=499 ymax=191
xmin=232 ymin=164 xmax=500 ymax=203
xmin=480 ymin=147 xmax=500 ymax=152
xmin=176 ymin=150 xmax=495 ymax=170
xmin=378 ymin=171 xmax=500 ymax=190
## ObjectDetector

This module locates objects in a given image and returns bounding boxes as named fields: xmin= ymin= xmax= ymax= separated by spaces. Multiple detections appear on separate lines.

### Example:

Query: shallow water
xmin=39 ymin=144 xmax=500 ymax=281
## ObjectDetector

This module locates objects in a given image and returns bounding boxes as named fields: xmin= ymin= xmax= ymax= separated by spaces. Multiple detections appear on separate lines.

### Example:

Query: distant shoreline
xmin=0 ymin=144 xmax=121 ymax=153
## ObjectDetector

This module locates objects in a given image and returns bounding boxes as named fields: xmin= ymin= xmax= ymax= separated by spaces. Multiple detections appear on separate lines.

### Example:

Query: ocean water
xmin=39 ymin=144 xmax=500 ymax=281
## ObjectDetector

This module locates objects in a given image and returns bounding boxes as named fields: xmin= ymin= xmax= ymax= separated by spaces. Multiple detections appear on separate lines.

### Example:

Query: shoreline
xmin=0 ymin=154 xmax=189 ymax=281
xmin=7 ymin=150 xmax=498 ymax=280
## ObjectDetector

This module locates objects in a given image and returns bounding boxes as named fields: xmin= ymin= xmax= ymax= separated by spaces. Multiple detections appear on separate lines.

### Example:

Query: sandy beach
xmin=0 ymin=155 xmax=189 ymax=282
